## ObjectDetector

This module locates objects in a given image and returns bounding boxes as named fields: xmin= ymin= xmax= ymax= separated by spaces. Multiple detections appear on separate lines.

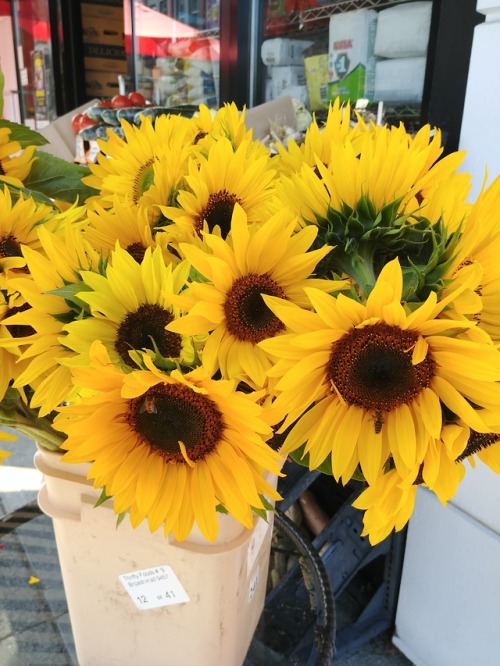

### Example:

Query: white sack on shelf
xmin=261 ymin=38 xmax=314 ymax=66
xmin=373 ymin=56 xmax=427 ymax=103
xmin=374 ymin=2 xmax=432 ymax=59
xmin=268 ymin=65 xmax=306 ymax=88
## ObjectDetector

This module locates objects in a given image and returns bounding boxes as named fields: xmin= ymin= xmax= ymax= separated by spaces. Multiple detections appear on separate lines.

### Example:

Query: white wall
xmin=394 ymin=4 xmax=500 ymax=664
xmin=459 ymin=1 xmax=500 ymax=198
xmin=0 ymin=16 xmax=21 ymax=122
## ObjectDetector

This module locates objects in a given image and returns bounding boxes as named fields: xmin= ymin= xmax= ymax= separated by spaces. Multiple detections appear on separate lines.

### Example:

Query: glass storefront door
xmin=11 ymin=0 xmax=57 ymax=127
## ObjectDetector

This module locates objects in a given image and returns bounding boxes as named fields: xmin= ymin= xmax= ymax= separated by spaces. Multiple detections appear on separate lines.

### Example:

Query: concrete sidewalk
xmin=0 ymin=432 xmax=413 ymax=666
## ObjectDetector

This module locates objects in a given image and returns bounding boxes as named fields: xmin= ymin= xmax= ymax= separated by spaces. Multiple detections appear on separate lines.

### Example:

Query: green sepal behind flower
xmin=313 ymin=195 xmax=461 ymax=302
xmin=48 ymin=282 xmax=94 ymax=319
xmin=289 ymin=444 xmax=335 ymax=477
xmin=95 ymin=487 xmax=113 ymax=507
xmin=251 ymin=495 xmax=276 ymax=521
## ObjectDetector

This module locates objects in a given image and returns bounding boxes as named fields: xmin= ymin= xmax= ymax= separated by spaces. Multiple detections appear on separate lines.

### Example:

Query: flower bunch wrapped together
xmin=1 ymin=94 xmax=500 ymax=546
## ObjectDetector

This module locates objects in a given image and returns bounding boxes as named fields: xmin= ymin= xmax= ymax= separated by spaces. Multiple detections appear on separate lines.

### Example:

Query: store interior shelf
xmin=266 ymin=0 xmax=412 ymax=32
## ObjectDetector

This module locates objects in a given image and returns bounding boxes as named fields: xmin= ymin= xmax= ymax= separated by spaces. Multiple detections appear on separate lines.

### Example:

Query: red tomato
xmin=97 ymin=99 xmax=113 ymax=107
xmin=78 ymin=114 xmax=98 ymax=131
xmin=71 ymin=112 xmax=84 ymax=134
xmin=128 ymin=91 xmax=146 ymax=106
xmin=111 ymin=94 xmax=131 ymax=109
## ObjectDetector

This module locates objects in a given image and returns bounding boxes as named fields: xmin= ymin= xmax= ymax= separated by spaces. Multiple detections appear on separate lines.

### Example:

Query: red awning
xmin=0 ymin=0 xmax=10 ymax=16
xmin=124 ymin=2 xmax=198 ymax=40
xmin=18 ymin=17 xmax=51 ymax=41
xmin=124 ymin=2 xmax=218 ymax=60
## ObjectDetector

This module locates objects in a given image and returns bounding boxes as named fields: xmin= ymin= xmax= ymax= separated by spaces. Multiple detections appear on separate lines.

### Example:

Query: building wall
xmin=0 ymin=15 xmax=21 ymax=122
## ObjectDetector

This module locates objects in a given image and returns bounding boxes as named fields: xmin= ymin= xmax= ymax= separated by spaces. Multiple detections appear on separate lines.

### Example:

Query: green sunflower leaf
xmin=0 ymin=119 xmax=49 ymax=147
xmin=24 ymin=151 xmax=99 ymax=204
xmin=5 ymin=181 xmax=55 ymax=207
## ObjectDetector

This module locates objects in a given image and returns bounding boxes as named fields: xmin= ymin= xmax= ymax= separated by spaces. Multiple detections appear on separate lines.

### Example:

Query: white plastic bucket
xmin=35 ymin=446 xmax=275 ymax=666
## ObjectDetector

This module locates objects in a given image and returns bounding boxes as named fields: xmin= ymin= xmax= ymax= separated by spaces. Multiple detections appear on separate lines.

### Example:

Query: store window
xmin=11 ymin=0 xmax=57 ymax=127
xmin=126 ymin=0 xmax=220 ymax=108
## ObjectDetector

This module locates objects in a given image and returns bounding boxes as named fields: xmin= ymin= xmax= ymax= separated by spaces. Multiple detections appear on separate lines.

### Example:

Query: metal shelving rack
xmin=251 ymin=0 xmax=482 ymax=154
xmin=264 ymin=0 xmax=410 ymax=32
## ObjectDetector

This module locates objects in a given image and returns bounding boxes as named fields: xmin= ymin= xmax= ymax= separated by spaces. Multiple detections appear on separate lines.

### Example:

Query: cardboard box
xmin=245 ymin=95 xmax=296 ymax=141
xmin=82 ymin=16 xmax=124 ymax=47
xmin=84 ymin=57 xmax=128 ymax=74
xmin=327 ymin=9 xmax=378 ymax=103
xmin=83 ymin=43 xmax=128 ymax=74
xmin=85 ymin=70 xmax=122 ymax=98
xmin=37 ymin=98 xmax=99 ymax=162
xmin=304 ymin=53 xmax=329 ymax=111
xmin=81 ymin=2 xmax=124 ymax=22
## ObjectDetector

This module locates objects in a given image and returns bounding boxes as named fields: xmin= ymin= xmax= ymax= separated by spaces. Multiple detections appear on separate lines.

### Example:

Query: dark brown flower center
xmin=193 ymin=130 xmax=207 ymax=144
xmin=455 ymin=431 xmax=500 ymax=462
xmin=223 ymin=273 xmax=287 ymax=343
xmin=0 ymin=234 xmax=23 ymax=259
xmin=115 ymin=303 xmax=181 ymax=367
xmin=196 ymin=190 xmax=241 ymax=238
xmin=4 ymin=302 xmax=35 ymax=338
xmin=128 ymin=383 xmax=223 ymax=463
xmin=327 ymin=322 xmax=435 ymax=413
xmin=126 ymin=242 xmax=147 ymax=264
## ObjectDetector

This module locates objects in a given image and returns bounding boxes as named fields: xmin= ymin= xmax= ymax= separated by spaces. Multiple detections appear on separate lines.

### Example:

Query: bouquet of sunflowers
xmin=1 ymin=83 xmax=500 ymax=548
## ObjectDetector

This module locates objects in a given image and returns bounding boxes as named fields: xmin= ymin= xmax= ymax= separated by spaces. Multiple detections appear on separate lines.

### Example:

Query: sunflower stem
xmin=0 ymin=403 xmax=65 ymax=451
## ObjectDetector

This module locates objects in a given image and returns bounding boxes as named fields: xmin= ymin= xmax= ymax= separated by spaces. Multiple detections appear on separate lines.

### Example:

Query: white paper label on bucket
xmin=247 ymin=516 xmax=269 ymax=574
xmin=119 ymin=565 xmax=190 ymax=610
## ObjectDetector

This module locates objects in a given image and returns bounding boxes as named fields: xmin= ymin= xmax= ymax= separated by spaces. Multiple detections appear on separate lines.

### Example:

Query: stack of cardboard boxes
xmin=82 ymin=0 xmax=127 ymax=99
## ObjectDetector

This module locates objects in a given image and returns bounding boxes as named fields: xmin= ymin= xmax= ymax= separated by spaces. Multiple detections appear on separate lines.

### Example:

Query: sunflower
xmin=192 ymin=102 xmax=257 ymax=153
xmin=1 ymin=219 xmax=101 ymax=415
xmin=453 ymin=408 xmax=500 ymax=474
xmin=274 ymin=122 xmax=471 ymax=297
xmin=352 ymin=422 xmax=468 ymax=545
xmin=0 ymin=290 xmax=33 ymax=401
xmin=54 ymin=341 xmax=283 ymax=542
xmin=274 ymin=98 xmax=355 ymax=176
xmin=259 ymin=257 xmax=500 ymax=483
xmin=277 ymin=121 xmax=468 ymax=228
xmin=441 ymin=175 xmax=500 ymax=341
xmin=0 ymin=185 xmax=54 ymax=289
xmin=167 ymin=204 xmax=346 ymax=388
xmin=82 ymin=113 xmax=196 ymax=213
xmin=0 ymin=127 xmax=37 ymax=186
xmin=62 ymin=245 xmax=196 ymax=372
xmin=82 ymin=196 xmax=177 ymax=266
xmin=0 ymin=427 xmax=16 ymax=464
xmin=161 ymin=136 xmax=277 ymax=241
xmin=352 ymin=468 xmax=418 ymax=545
xmin=0 ymin=449 xmax=12 ymax=463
